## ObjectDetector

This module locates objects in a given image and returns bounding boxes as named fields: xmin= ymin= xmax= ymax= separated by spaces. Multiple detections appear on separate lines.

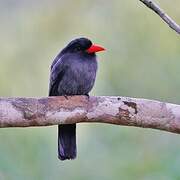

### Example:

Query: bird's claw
xmin=64 ymin=95 xmax=69 ymax=100
xmin=85 ymin=94 xmax=90 ymax=101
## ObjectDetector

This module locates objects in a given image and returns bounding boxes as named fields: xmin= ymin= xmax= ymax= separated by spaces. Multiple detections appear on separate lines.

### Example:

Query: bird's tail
xmin=58 ymin=124 xmax=77 ymax=160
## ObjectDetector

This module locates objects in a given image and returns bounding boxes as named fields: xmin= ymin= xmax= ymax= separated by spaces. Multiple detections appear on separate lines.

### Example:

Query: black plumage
xmin=49 ymin=37 xmax=104 ymax=160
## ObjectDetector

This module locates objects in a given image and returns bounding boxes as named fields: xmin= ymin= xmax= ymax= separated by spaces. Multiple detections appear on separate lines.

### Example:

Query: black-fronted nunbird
xmin=49 ymin=37 xmax=105 ymax=160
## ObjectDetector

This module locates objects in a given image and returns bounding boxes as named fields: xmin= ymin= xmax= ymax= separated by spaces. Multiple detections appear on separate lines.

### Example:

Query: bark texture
xmin=140 ymin=0 xmax=180 ymax=34
xmin=0 ymin=96 xmax=180 ymax=134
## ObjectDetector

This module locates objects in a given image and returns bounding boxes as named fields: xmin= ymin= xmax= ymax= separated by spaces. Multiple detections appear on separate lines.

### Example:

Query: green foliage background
xmin=0 ymin=0 xmax=180 ymax=179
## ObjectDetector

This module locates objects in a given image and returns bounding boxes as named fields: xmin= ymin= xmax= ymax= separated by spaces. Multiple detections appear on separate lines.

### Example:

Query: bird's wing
xmin=49 ymin=55 xmax=67 ymax=96
xmin=50 ymin=52 xmax=61 ymax=70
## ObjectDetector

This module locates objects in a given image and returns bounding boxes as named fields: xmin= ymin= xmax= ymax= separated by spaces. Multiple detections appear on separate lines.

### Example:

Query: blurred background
xmin=0 ymin=0 xmax=180 ymax=179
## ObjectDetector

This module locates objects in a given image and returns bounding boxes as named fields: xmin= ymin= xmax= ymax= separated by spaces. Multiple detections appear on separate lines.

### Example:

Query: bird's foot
xmin=64 ymin=95 xmax=69 ymax=100
xmin=85 ymin=94 xmax=90 ymax=101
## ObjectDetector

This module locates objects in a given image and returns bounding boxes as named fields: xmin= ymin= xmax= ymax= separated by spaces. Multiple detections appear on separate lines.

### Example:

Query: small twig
xmin=140 ymin=0 xmax=180 ymax=35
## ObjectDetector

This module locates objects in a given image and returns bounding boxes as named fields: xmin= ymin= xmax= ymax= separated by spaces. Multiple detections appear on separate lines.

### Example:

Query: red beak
xmin=86 ymin=44 xmax=105 ymax=54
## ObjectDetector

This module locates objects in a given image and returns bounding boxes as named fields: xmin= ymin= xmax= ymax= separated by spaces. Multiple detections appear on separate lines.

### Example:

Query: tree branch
xmin=139 ymin=0 xmax=180 ymax=35
xmin=0 ymin=96 xmax=180 ymax=134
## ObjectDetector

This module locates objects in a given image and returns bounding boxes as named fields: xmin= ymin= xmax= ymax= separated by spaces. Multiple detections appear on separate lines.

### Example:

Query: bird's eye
xmin=75 ymin=47 xmax=81 ymax=51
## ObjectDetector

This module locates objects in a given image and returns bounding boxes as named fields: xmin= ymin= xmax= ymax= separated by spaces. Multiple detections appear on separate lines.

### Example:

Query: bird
xmin=49 ymin=37 xmax=105 ymax=160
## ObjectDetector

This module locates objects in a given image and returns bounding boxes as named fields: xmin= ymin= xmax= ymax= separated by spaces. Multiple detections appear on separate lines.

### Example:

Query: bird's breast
xmin=58 ymin=58 xmax=97 ymax=95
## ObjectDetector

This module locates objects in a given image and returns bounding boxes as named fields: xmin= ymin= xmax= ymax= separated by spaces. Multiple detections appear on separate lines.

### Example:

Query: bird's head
xmin=61 ymin=37 xmax=105 ymax=56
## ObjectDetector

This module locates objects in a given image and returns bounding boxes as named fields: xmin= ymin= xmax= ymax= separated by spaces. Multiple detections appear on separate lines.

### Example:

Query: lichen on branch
xmin=0 ymin=96 xmax=180 ymax=134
